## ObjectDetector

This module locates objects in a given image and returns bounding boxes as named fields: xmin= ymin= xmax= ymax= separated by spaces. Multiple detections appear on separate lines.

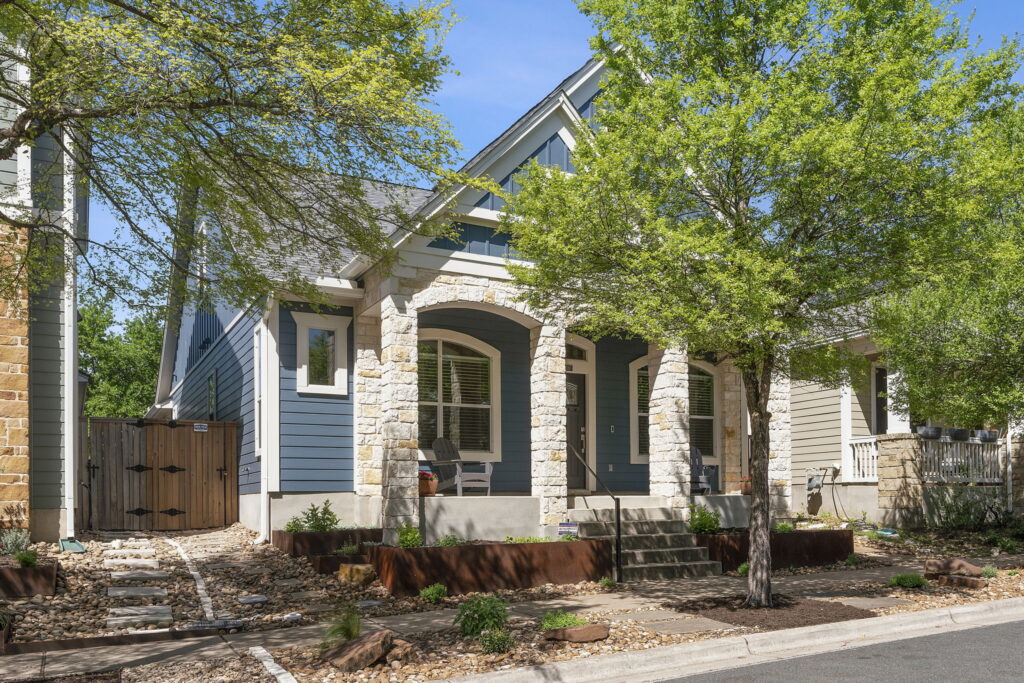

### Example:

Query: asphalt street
xmin=668 ymin=619 xmax=1024 ymax=682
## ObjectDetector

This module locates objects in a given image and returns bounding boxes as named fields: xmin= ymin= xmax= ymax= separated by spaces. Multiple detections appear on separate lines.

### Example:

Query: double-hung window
xmin=418 ymin=331 xmax=501 ymax=461
xmin=629 ymin=357 xmax=651 ymax=464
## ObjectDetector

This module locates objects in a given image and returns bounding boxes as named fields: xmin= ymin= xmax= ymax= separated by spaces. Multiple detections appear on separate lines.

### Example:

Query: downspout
xmin=61 ymin=130 xmax=78 ymax=538
xmin=254 ymin=298 xmax=277 ymax=543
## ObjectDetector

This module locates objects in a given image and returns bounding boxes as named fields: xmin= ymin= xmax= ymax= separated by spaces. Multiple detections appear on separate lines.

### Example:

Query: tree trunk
xmin=741 ymin=359 xmax=775 ymax=608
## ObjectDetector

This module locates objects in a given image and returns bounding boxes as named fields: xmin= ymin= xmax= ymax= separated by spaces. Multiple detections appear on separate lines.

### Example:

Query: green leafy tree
xmin=503 ymin=0 xmax=1021 ymax=607
xmin=78 ymin=297 xmax=163 ymax=417
xmin=1 ymin=0 xmax=470 ymax=309
xmin=871 ymin=107 xmax=1024 ymax=428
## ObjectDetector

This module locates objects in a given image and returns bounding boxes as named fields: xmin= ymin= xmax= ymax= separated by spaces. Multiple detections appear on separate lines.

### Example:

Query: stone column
xmin=529 ymin=323 xmax=567 ymax=532
xmin=354 ymin=315 xmax=383 ymax=498
xmin=877 ymin=433 xmax=924 ymax=527
xmin=767 ymin=371 xmax=792 ymax=516
xmin=648 ymin=345 xmax=690 ymax=513
xmin=379 ymin=295 xmax=419 ymax=544
xmin=719 ymin=361 xmax=744 ymax=494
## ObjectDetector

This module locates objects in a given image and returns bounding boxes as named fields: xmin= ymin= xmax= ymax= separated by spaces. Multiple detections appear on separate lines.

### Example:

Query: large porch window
xmin=418 ymin=329 xmax=502 ymax=461
xmin=629 ymin=357 xmax=650 ymax=464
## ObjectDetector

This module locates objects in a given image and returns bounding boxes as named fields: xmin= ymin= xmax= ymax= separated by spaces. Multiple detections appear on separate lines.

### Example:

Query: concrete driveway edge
xmin=447 ymin=597 xmax=1024 ymax=683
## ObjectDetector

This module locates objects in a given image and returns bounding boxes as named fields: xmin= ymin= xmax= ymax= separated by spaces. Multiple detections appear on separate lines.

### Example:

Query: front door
xmin=566 ymin=373 xmax=587 ymax=490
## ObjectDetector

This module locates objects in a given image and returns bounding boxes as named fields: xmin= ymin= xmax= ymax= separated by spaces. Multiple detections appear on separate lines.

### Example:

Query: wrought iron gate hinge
xmin=159 ymin=465 xmax=186 ymax=473
xmin=160 ymin=508 xmax=186 ymax=516
xmin=126 ymin=464 xmax=152 ymax=473
xmin=126 ymin=508 xmax=152 ymax=516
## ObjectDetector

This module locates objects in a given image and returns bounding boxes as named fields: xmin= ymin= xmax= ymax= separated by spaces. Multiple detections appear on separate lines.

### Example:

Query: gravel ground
xmin=823 ymin=567 xmax=1024 ymax=615
xmin=4 ymin=534 xmax=203 ymax=642
xmin=120 ymin=653 xmax=274 ymax=682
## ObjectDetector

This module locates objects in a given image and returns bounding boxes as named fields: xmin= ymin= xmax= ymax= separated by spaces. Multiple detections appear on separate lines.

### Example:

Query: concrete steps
xmin=576 ymin=507 xmax=721 ymax=582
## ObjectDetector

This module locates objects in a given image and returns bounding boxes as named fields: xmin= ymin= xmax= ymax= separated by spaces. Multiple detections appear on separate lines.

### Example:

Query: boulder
xmin=337 ymin=564 xmax=376 ymax=586
xmin=386 ymin=637 xmax=421 ymax=664
xmin=935 ymin=575 xmax=988 ymax=589
xmin=544 ymin=623 xmax=610 ymax=642
xmin=322 ymin=629 xmax=394 ymax=672
xmin=923 ymin=559 xmax=982 ymax=577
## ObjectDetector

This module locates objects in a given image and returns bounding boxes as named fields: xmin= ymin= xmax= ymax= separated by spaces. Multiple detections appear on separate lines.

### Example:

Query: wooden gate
xmin=77 ymin=418 xmax=238 ymax=531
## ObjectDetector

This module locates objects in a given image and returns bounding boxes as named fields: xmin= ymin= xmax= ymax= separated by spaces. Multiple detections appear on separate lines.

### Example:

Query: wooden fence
xmin=76 ymin=418 xmax=238 ymax=531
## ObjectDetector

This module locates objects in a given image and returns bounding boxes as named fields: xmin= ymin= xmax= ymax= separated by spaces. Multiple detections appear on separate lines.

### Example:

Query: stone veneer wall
xmin=647 ymin=346 xmax=691 ymax=512
xmin=1011 ymin=426 xmax=1024 ymax=511
xmin=0 ymin=229 xmax=30 ymax=528
xmin=876 ymin=433 xmax=924 ymax=527
xmin=767 ymin=372 xmax=792 ymax=515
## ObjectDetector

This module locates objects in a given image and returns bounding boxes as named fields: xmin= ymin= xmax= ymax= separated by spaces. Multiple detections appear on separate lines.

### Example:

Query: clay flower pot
xmin=739 ymin=480 xmax=752 ymax=495
xmin=418 ymin=477 xmax=438 ymax=497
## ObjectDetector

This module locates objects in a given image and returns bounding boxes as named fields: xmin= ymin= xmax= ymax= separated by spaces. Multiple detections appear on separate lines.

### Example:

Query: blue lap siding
xmin=278 ymin=302 xmax=354 ymax=493
xmin=169 ymin=308 xmax=260 ymax=494
xmin=594 ymin=336 xmax=650 ymax=492
xmin=418 ymin=309 xmax=531 ymax=492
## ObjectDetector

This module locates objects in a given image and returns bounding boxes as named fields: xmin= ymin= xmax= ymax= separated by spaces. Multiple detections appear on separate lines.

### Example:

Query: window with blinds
xmin=689 ymin=366 xmax=715 ymax=459
xmin=419 ymin=339 xmax=493 ymax=452
xmin=636 ymin=366 xmax=650 ymax=457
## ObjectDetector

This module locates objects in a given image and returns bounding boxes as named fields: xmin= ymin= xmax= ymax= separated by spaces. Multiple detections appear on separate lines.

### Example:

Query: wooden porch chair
xmin=428 ymin=438 xmax=493 ymax=496
xmin=690 ymin=445 xmax=712 ymax=495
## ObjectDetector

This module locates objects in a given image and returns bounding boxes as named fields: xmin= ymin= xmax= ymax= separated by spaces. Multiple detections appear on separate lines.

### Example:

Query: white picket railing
xmin=845 ymin=436 xmax=879 ymax=483
xmin=921 ymin=439 xmax=1004 ymax=483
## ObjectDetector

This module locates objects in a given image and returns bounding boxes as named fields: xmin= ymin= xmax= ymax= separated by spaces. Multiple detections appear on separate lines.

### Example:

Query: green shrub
xmin=982 ymin=565 xmax=998 ymax=579
xmin=540 ymin=610 xmax=587 ymax=631
xmin=283 ymin=519 xmax=304 ymax=533
xmin=397 ymin=524 xmax=423 ymax=548
xmin=480 ymin=629 xmax=516 ymax=654
xmin=997 ymin=537 xmax=1020 ymax=554
xmin=321 ymin=602 xmax=360 ymax=648
xmin=1008 ymin=570 xmax=1020 ymax=576
xmin=335 ymin=544 xmax=360 ymax=556
xmin=435 ymin=534 xmax=465 ymax=547
xmin=454 ymin=596 xmax=509 ymax=637
xmin=0 ymin=528 xmax=31 ymax=555
xmin=888 ymin=573 xmax=927 ymax=589
xmin=736 ymin=561 xmax=749 ymax=576
xmin=419 ymin=583 xmax=448 ymax=604
xmin=598 ymin=576 xmax=617 ymax=588
xmin=773 ymin=522 xmax=795 ymax=534
xmin=689 ymin=505 xmax=720 ymax=534
xmin=504 ymin=536 xmax=550 ymax=544
xmin=15 ymin=549 xmax=37 ymax=568
xmin=559 ymin=533 xmax=580 ymax=542
xmin=845 ymin=553 xmax=859 ymax=567
xmin=300 ymin=500 xmax=341 ymax=532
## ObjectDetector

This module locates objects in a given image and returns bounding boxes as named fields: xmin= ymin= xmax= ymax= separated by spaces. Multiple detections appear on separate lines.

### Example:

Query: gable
xmin=474 ymin=132 xmax=575 ymax=212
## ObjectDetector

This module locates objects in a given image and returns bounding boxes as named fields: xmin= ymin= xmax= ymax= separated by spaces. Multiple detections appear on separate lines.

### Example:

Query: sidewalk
xmin=0 ymin=561 xmax=928 ymax=681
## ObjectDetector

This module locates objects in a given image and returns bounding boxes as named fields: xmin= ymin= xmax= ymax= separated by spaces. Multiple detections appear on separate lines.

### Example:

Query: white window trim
xmin=292 ymin=311 xmax=351 ymax=396
xmin=566 ymin=333 xmax=597 ymax=490
xmin=629 ymin=356 xmax=650 ymax=465
xmin=688 ymin=360 xmax=722 ymax=472
xmin=418 ymin=328 xmax=502 ymax=462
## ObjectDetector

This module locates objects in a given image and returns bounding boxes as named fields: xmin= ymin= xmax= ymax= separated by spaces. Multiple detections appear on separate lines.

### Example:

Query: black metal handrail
xmin=566 ymin=444 xmax=623 ymax=583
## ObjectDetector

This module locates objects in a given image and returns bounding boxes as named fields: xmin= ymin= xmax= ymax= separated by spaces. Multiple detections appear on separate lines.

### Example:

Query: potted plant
xmin=916 ymin=426 xmax=942 ymax=439
xmin=419 ymin=471 xmax=438 ymax=497
xmin=739 ymin=476 xmax=752 ymax=495
xmin=947 ymin=428 xmax=970 ymax=441
xmin=973 ymin=429 xmax=999 ymax=443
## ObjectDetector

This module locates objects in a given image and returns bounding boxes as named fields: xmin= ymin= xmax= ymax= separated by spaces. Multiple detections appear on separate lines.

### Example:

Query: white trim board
xmin=291 ymin=311 xmax=351 ymax=396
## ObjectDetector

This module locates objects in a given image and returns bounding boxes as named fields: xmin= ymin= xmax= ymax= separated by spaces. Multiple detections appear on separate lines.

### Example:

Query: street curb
xmin=449 ymin=597 xmax=1024 ymax=682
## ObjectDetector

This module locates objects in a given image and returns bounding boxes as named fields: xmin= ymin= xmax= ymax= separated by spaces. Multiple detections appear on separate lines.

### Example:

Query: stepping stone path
xmin=238 ymin=595 xmax=269 ymax=605
xmin=102 ymin=538 xmax=179 ymax=630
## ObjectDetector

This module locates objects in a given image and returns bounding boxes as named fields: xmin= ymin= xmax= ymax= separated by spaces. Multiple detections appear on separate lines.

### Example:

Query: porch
xmin=352 ymin=268 xmax=792 ymax=541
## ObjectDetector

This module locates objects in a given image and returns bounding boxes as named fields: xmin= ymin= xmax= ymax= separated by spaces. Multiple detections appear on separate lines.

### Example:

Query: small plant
xmin=773 ymin=522 xmax=795 ymax=534
xmin=480 ymin=629 xmax=516 ymax=654
xmin=418 ymin=471 xmax=438 ymax=481
xmin=397 ymin=523 xmax=423 ymax=548
xmin=15 ymin=549 xmax=37 ymax=568
xmin=321 ymin=602 xmax=360 ymax=648
xmin=981 ymin=565 xmax=998 ymax=579
xmin=845 ymin=553 xmax=860 ymax=567
xmin=540 ymin=610 xmax=588 ymax=631
xmin=598 ymin=576 xmax=617 ymax=589
xmin=1008 ymin=570 xmax=1020 ymax=576
xmin=688 ymin=504 xmax=720 ymax=534
xmin=300 ymin=500 xmax=341 ymax=532
xmin=504 ymin=536 xmax=550 ymax=544
xmin=737 ymin=561 xmax=750 ymax=576
xmin=559 ymin=533 xmax=580 ymax=542
xmin=888 ymin=573 xmax=927 ymax=589
xmin=454 ymin=596 xmax=509 ymax=637
xmin=436 ymin=533 xmax=465 ymax=547
xmin=0 ymin=609 xmax=11 ymax=631
xmin=336 ymin=544 xmax=360 ymax=556
xmin=420 ymin=583 xmax=448 ymax=604
xmin=283 ymin=518 xmax=304 ymax=533
xmin=0 ymin=528 xmax=31 ymax=556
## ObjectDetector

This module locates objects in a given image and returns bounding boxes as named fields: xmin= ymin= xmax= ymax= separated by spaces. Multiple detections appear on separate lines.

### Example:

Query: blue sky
xmin=87 ymin=0 xmax=1023 ymax=261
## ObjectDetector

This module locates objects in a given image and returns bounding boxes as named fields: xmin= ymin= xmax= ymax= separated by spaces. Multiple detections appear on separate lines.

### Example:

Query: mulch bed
xmin=667 ymin=594 xmax=874 ymax=631
xmin=27 ymin=673 xmax=121 ymax=682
